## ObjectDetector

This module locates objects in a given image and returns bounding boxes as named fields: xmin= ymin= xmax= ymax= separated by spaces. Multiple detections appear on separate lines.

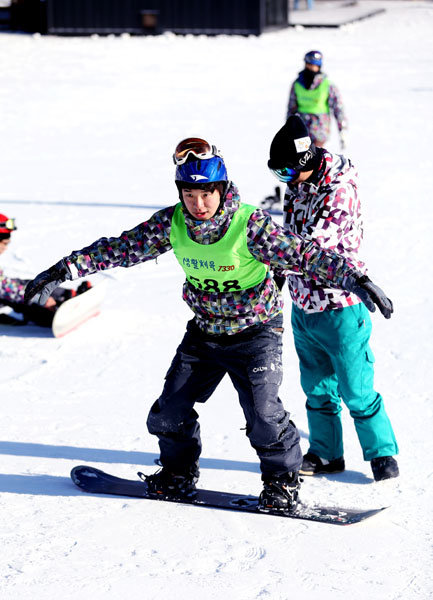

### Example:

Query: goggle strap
xmin=0 ymin=218 xmax=16 ymax=230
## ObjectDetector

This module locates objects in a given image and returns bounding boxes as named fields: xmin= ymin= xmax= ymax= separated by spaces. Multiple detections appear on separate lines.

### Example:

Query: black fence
xmin=158 ymin=0 xmax=288 ymax=35
xmin=10 ymin=0 xmax=289 ymax=36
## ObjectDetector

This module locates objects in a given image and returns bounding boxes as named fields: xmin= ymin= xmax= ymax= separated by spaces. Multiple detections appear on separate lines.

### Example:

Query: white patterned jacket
xmin=282 ymin=150 xmax=367 ymax=313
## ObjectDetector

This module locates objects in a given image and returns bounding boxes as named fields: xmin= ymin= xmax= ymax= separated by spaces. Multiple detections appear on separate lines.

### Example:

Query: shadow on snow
xmin=0 ymin=473 xmax=82 ymax=496
xmin=0 ymin=440 xmax=371 ymax=496
xmin=0 ymin=439 xmax=261 ymax=473
xmin=0 ymin=324 xmax=54 ymax=338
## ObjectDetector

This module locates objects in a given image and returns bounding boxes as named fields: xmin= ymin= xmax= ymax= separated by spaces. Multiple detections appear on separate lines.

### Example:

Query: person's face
xmin=305 ymin=62 xmax=320 ymax=73
xmin=182 ymin=188 xmax=221 ymax=220
xmin=0 ymin=237 xmax=11 ymax=256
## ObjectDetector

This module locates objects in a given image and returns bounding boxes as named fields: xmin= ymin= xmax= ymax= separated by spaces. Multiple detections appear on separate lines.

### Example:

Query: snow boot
xmin=371 ymin=456 xmax=399 ymax=481
xmin=142 ymin=467 xmax=198 ymax=498
xmin=76 ymin=281 xmax=92 ymax=295
xmin=300 ymin=452 xmax=345 ymax=476
xmin=259 ymin=472 xmax=301 ymax=512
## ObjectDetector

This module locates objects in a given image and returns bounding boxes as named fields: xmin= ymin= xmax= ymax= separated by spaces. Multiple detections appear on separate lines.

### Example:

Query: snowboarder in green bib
xmin=24 ymin=138 xmax=393 ymax=509
xmin=287 ymin=50 xmax=347 ymax=150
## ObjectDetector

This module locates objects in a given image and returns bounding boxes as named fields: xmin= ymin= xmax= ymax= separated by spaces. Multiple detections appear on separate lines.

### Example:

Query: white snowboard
xmin=52 ymin=282 xmax=107 ymax=338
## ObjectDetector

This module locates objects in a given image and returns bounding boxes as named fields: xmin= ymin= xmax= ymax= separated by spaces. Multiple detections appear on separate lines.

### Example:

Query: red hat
xmin=0 ymin=213 xmax=17 ymax=234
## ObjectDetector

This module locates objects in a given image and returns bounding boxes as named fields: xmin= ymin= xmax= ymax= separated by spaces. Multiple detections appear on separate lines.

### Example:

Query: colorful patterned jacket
xmin=0 ymin=268 xmax=28 ymax=306
xmin=282 ymin=150 xmax=366 ymax=313
xmin=65 ymin=184 xmax=359 ymax=335
xmin=287 ymin=71 xmax=347 ymax=145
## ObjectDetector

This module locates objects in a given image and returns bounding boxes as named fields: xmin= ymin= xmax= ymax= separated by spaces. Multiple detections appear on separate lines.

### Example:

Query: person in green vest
xmin=24 ymin=138 xmax=393 ymax=509
xmin=287 ymin=50 xmax=347 ymax=150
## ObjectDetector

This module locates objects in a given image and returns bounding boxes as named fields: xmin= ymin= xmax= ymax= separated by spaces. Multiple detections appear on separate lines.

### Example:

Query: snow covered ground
xmin=0 ymin=2 xmax=432 ymax=598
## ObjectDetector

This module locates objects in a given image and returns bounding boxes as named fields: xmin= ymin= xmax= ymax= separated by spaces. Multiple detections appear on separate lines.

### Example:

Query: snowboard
xmin=52 ymin=282 xmax=106 ymax=338
xmin=70 ymin=465 xmax=387 ymax=526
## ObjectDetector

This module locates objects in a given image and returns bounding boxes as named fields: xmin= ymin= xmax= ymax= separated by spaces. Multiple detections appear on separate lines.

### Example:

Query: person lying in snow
xmin=0 ymin=212 xmax=90 ymax=327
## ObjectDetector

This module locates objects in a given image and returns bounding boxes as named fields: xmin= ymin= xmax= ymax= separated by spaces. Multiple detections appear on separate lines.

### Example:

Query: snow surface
xmin=0 ymin=2 xmax=432 ymax=598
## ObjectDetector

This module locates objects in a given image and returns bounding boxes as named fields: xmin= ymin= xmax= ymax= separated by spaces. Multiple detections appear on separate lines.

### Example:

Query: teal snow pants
xmin=291 ymin=303 xmax=398 ymax=461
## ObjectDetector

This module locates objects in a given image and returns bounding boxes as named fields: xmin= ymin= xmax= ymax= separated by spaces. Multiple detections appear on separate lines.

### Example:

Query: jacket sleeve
xmin=328 ymin=82 xmax=347 ymax=131
xmin=0 ymin=269 xmax=29 ymax=304
xmin=65 ymin=206 xmax=175 ymax=279
xmin=246 ymin=209 xmax=358 ymax=289
xmin=286 ymin=82 xmax=298 ymax=119
xmin=302 ymin=176 xmax=363 ymax=261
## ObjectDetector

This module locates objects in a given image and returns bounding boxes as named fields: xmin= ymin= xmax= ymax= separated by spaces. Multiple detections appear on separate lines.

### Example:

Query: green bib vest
xmin=294 ymin=78 xmax=330 ymax=115
xmin=170 ymin=203 xmax=267 ymax=294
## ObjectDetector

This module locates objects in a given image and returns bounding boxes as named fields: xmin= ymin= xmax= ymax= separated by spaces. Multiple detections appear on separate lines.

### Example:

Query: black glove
xmin=24 ymin=259 xmax=72 ymax=306
xmin=344 ymin=274 xmax=393 ymax=319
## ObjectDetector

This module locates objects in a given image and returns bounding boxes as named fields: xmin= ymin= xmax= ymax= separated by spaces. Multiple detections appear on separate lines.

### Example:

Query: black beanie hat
xmin=268 ymin=114 xmax=316 ymax=170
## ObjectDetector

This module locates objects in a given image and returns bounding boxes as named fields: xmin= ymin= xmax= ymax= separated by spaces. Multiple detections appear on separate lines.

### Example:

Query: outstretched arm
xmin=328 ymin=82 xmax=347 ymax=131
xmin=328 ymin=81 xmax=347 ymax=150
xmin=24 ymin=206 xmax=175 ymax=305
xmin=247 ymin=210 xmax=393 ymax=318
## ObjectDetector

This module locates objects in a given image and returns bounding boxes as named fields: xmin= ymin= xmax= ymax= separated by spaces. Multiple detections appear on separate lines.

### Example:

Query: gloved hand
xmin=344 ymin=274 xmax=393 ymax=319
xmin=24 ymin=259 xmax=72 ymax=306
xmin=339 ymin=129 xmax=347 ymax=151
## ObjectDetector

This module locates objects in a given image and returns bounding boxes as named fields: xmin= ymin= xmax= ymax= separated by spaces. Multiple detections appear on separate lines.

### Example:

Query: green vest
xmin=294 ymin=78 xmax=330 ymax=115
xmin=170 ymin=203 xmax=267 ymax=294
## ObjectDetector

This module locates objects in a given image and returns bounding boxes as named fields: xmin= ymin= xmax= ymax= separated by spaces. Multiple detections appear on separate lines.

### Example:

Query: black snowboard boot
xmin=76 ymin=281 xmax=92 ymax=295
xmin=300 ymin=452 xmax=345 ymax=476
xmin=371 ymin=456 xmax=399 ymax=481
xmin=143 ymin=468 xmax=198 ymax=498
xmin=259 ymin=472 xmax=301 ymax=512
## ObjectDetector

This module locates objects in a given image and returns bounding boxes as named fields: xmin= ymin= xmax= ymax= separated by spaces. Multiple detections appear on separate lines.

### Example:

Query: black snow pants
xmin=146 ymin=314 xmax=302 ymax=480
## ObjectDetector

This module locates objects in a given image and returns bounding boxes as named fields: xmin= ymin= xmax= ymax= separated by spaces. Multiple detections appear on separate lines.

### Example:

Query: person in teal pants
xmin=291 ymin=304 xmax=398 ymax=465
xmin=267 ymin=115 xmax=399 ymax=481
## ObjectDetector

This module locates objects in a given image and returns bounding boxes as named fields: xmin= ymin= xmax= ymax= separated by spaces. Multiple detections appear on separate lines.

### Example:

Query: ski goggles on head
xmin=269 ymin=165 xmax=301 ymax=183
xmin=0 ymin=217 xmax=17 ymax=231
xmin=173 ymin=137 xmax=221 ymax=166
